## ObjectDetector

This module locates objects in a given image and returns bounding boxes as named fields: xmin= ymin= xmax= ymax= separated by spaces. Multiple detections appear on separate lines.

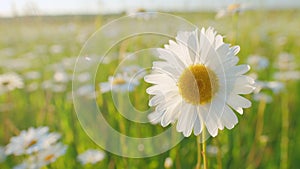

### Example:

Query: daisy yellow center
xmin=112 ymin=78 xmax=126 ymax=85
xmin=27 ymin=140 xmax=37 ymax=147
xmin=2 ymin=81 xmax=10 ymax=86
xmin=178 ymin=64 xmax=218 ymax=105
xmin=44 ymin=154 xmax=55 ymax=161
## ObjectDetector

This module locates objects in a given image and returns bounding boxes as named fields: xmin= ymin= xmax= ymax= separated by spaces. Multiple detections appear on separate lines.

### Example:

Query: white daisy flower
xmin=247 ymin=55 xmax=269 ymax=70
xmin=36 ymin=143 xmax=67 ymax=166
xmin=0 ymin=73 xmax=24 ymax=94
xmin=0 ymin=146 xmax=6 ymax=163
xmin=144 ymin=27 xmax=255 ymax=137
xmin=100 ymin=73 xmax=140 ymax=93
xmin=76 ymin=72 xmax=91 ymax=83
xmin=13 ymin=157 xmax=41 ymax=169
xmin=24 ymin=71 xmax=41 ymax=80
xmin=206 ymin=145 xmax=219 ymax=156
xmin=74 ymin=84 xmax=97 ymax=99
xmin=13 ymin=162 xmax=40 ymax=169
xmin=275 ymin=52 xmax=297 ymax=71
xmin=5 ymin=126 xmax=61 ymax=155
xmin=215 ymin=3 xmax=249 ymax=19
xmin=49 ymin=44 xmax=64 ymax=54
xmin=164 ymin=157 xmax=173 ymax=169
xmin=77 ymin=149 xmax=105 ymax=165
xmin=254 ymin=81 xmax=284 ymax=94
xmin=253 ymin=93 xmax=273 ymax=103
xmin=127 ymin=8 xmax=157 ymax=20
xmin=121 ymin=65 xmax=146 ymax=80
xmin=53 ymin=70 xmax=70 ymax=83
xmin=274 ymin=71 xmax=300 ymax=81
xmin=274 ymin=53 xmax=300 ymax=81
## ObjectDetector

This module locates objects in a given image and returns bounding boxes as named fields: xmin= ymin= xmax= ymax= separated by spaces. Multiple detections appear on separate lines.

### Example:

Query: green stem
xmin=216 ymin=138 xmax=223 ymax=169
xmin=202 ymin=129 xmax=208 ymax=169
xmin=195 ymin=135 xmax=201 ymax=169
xmin=280 ymin=91 xmax=289 ymax=169
xmin=246 ymin=99 xmax=266 ymax=168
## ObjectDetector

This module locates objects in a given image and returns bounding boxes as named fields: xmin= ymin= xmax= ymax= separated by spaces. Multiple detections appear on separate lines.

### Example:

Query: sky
xmin=0 ymin=0 xmax=300 ymax=17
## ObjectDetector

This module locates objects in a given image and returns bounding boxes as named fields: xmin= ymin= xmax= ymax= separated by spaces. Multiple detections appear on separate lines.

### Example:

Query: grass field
xmin=0 ymin=10 xmax=300 ymax=169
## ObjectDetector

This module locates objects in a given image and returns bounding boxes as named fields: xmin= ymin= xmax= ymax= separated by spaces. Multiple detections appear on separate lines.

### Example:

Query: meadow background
xmin=0 ymin=9 xmax=300 ymax=169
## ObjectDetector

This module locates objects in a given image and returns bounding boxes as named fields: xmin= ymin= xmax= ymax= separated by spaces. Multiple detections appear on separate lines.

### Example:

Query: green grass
xmin=0 ymin=10 xmax=300 ymax=169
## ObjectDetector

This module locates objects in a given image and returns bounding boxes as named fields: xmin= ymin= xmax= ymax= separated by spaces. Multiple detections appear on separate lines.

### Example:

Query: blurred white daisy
xmin=247 ymin=55 xmax=269 ymax=70
xmin=215 ymin=3 xmax=249 ymax=19
xmin=24 ymin=71 xmax=41 ymax=80
xmin=77 ymin=149 xmax=105 ymax=165
xmin=13 ymin=161 xmax=40 ymax=169
xmin=76 ymin=72 xmax=91 ymax=83
xmin=253 ymin=93 xmax=273 ymax=103
xmin=274 ymin=53 xmax=300 ymax=81
xmin=164 ymin=157 xmax=173 ymax=169
xmin=275 ymin=53 xmax=297 ymax=71
xmin=53 ymin=70 xmax=70 ymax=83
xmin=0 ymin=146 xmax=6 ymax=163
xmin=49 ymin=44 xmax=64 ymax=54
xmin=5 ymin=126 xmax=61 ymax=155
xmin=36 ymin=143 xmax=67 ymax=166
xmin=0 ymin=58 xmax=31 ymax=71
xmin=254 ymin=81 xmax=284 ymax=94
xmin=121 ymin=65 xmax=146 ymax=80
xmin=206 ymin=145 xmax=219 ymax=156
xmin=13 ymin=156 xmax=42 ymax=169
xmin=100 ymin=73 xmax=140 ymax=93
xmin=41 ymin=80 xmax=67 ymax=93
xmin=74 ymin=84 xmax=97 ymax=99
xmin=145 ymin=27 xmax=255 ymax=137
xmin=274 ymin=71 xmax=300 ymax=81
xmin=0 ymin=73 xmax=24 ymax=94
xmin=127 ymin=8 xmax=157 ymax=20
xmin=26 ymin=82 xmax=39 ymax=92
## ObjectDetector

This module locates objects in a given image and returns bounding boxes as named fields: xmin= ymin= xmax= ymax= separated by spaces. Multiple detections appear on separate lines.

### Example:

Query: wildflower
xmin=247 ymin=55 xmax=269 ymax=70
xmin=0 ymin=146 xmax=6 ymax=163
xmin=100 ymin=73 xmax=140 ymax=93
xmin=121 ymin=65 xmax=146 ymax=80
xmin=36 ymin=143 xmax=67 ymax=166
xmin=0 ymin=73 xmax=24 ymax=94
xmin=145 ymin=27 xmax=255 ymax=137
xmin=13 ymin=160 xmax=40 ymax=169
xmin=127 ymin=8 xmax=157 ymax=20
xmin=215 ymin=3 xmax=248 ymax=19
xmin=253 ymin=93 xmax=273 ymax=103
xmin=24 ymin=71 xmax=41 ymax=80
xmin=53 ymin=70 xmax=70 ymax=83
xmin=74 ymin=84 xmax=97 ymax=99
xmin=5 ymin=127 xmax=61 ymax=155
xmin=77 ymin=149 xmax=105 ymax=165
xmin=206 ymin=145 xmax=219 ymax=156
xmin=274 ymin=53 xmax=300 ymax=81
xmin=164 ymin=157 xmax=173 ymax=168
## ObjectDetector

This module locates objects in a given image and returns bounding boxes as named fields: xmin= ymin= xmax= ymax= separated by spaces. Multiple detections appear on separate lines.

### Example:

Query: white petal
xmin=176 ymin=104 xmax=197 ymax=137
xmin=204 ymin=115 xmax=218 ymax=137
xmin=144 ymin=73 xmax=176 ymax=85
xmin=155 ymin=48 xmax=185 ymax=71
xmin=230 ymin=46 xmax=240 ymax=55
xmin=148 ymin=111 xmax=163 ymax=124
xmin=227 ymin=94 xmax=252 ymax=114
xmin=226 ymin=64 xmax=250 ymax=76
xmin=221 ymin=105 xmax=238 ymax=129
xmin=161 ymin=98 xmax=182 ymax=127
xmin=149 ymin=94 xmax=165 ymax=106
xmin=146 ymin=84 xmax=177 ymax=95
xmin=193 ymin=115 xmax=203 ymax=135
xmin=152 ymin=61 xmax=181 ymax=78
